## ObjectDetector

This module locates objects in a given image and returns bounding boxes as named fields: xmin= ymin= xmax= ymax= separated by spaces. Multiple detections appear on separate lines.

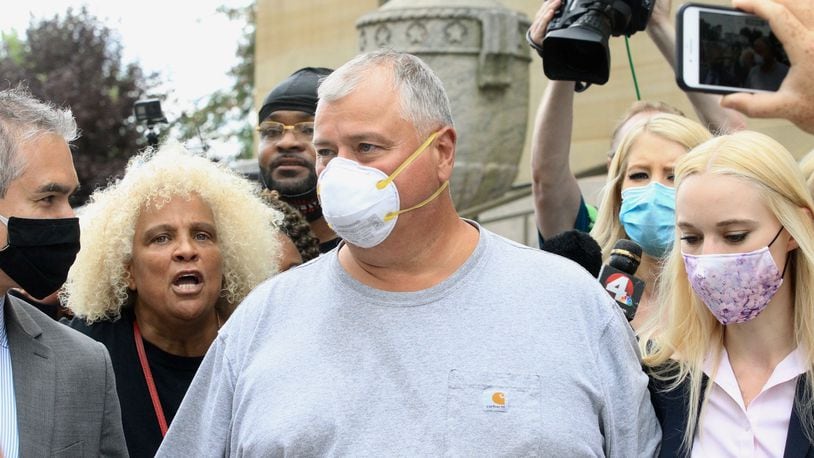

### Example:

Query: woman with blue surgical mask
xmin=640 ymin=131 xmax=814 ymax=456
xmin=591 ymin=113 xmax=712 ymax=329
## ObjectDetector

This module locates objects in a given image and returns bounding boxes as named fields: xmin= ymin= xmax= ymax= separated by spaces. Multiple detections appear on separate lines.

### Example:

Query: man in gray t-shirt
xmin=158 ymin=50 xmax=660 ymax=457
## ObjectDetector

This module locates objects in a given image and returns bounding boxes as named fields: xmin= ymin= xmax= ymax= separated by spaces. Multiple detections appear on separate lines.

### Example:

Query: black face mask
xmin=0 ymin=216 xmax=80 ymax=300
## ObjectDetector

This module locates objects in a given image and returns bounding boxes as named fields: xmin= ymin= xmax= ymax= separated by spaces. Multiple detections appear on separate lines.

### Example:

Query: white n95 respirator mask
xmin=317 ymin=131 xmax=448 ymax=248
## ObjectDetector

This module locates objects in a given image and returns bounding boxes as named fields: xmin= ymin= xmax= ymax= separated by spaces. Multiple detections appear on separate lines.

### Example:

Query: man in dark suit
xmin=0 ymin=88 xmax=127 ymax=457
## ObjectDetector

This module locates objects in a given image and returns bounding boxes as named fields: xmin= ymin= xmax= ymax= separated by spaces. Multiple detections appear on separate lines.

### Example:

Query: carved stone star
xmin=406 ymin=22 xmax=428 ymax=44
xmin=445 ymin=20 xmax=467 ymax=44
xmin=375 ymin=25 xmax=391 ymax=47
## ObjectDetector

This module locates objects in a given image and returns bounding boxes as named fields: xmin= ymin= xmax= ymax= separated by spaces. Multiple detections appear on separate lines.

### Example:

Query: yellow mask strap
xmin=376 ymin=130 xmax=441 ymax=191
xmin=383 ymin=180 xmax=449 ymax=222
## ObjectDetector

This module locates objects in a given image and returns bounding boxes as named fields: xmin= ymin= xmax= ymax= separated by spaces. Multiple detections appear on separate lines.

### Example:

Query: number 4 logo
xmin=605 ymin=273 xmax=633 ymax=305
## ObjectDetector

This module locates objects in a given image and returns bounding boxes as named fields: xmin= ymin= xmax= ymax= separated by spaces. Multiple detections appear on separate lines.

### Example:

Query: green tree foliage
xmin=0 ymin=8 xmax=153 ymax=205
xmin=175 ymin=3 xmax=255 ymax=159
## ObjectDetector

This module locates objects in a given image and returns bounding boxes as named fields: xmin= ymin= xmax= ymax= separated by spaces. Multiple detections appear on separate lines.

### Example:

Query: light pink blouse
xmin=692 ymin=347 xmax=806 ymax=457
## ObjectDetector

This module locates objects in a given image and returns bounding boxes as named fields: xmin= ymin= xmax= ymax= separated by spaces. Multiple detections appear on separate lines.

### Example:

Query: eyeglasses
xmin=257 ymin=121 xmax=315 ymax=141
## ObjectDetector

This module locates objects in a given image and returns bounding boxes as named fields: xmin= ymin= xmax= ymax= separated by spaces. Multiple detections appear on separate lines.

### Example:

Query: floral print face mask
xmin=682 ymin=228 xmax=786 ymax=325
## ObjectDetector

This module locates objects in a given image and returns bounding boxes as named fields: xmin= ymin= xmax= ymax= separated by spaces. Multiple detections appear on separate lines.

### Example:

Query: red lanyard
xmin=133 ymin=320 xmax=169 ymax=437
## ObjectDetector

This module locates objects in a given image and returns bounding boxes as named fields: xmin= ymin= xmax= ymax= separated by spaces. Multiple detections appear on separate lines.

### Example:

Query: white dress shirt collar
xmin=693 ymin=345 xmax=807 ymax=458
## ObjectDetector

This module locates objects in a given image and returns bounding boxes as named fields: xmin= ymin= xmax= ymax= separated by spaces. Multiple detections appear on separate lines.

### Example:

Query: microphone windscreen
xmin=611 ymin=239 xmax=642 ymax=258
xmin=609 ymin=239 xmax=643 ymax=274
xmin=542 ymin=230 xmax=603 ymax=277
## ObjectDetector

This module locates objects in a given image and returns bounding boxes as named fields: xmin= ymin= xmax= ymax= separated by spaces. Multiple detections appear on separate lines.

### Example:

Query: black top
xmin=319 ymin=236 xmax=341 ymax=253
xmin=66 ymin=308 xmax=203 ymax=458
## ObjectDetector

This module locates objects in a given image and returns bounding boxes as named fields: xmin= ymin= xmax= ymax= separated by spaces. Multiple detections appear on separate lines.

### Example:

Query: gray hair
xmin=0 ymin=87 xmax=79 ymax=197
xmin=317 ymin=49 xmax=454 ymax=136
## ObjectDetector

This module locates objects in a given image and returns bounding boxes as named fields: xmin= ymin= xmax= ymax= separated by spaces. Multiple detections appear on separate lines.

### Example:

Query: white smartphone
xmin=677 ymin=3 xmax=789 ymax=94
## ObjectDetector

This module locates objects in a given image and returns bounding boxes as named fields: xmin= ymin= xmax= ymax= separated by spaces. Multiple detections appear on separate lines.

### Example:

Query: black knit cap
xmin=258 ymin=67 xmax=333 ymax=122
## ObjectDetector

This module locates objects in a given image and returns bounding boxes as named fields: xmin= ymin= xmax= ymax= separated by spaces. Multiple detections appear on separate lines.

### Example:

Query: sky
xmin=0 ymin=0 xmax=253 ymax=156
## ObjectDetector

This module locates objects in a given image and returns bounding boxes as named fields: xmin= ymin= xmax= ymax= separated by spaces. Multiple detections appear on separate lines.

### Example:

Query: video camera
xmin=529 ymin=0 xmax=654 ymax=88
xmin=133 ymin=99 xmax=167 ymax=147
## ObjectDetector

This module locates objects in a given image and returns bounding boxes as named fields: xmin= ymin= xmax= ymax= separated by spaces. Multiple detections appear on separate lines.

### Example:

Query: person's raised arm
xmin=529 ymin=0 xmax=584 ymax=241
xmin=647 ymin=0 xmax=747 ymax=133
xmin=720 ymin=0 xmax=814 ymax=133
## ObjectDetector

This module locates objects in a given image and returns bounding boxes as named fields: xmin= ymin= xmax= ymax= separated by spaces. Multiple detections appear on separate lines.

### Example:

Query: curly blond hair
xmin=63 ymin=143 xmax=283 ymax=322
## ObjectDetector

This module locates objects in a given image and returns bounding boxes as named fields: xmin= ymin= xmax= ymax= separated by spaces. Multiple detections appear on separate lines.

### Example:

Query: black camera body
xmin=133 ymin=99 xmax=168 ymax=147
xmin=542 ymin=0 xmax=654 ymax=85
xmin=133 ymin=99 xmax=167 ymax=126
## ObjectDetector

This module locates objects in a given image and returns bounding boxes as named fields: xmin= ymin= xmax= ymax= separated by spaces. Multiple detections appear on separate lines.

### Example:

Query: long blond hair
xmin=799 ymin=148 xmax=814 ymax=197
xmin=591 ymin=114 xmax=712 ymax=260
xmin=640 ymin=131 xmax=814 ymax=452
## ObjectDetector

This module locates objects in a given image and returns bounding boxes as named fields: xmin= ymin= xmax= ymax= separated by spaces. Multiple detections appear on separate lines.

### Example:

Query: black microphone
xmin=541 ymin=230 xmax=603 ymax=278
xmin=597 ymin=239 xmax=646 ymax=321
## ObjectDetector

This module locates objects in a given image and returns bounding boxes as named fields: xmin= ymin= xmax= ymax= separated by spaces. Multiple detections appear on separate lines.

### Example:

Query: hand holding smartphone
xmin=677 ymin=3 xmax=789 ymax=94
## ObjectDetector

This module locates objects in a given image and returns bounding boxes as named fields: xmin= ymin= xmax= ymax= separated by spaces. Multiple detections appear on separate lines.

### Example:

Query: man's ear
xmin=434 ymin=126 xmax=457 ymax=182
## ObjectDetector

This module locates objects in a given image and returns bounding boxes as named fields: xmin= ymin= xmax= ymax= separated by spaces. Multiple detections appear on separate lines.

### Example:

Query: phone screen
xmin=680 ymin=6 xmax=789 ymax=93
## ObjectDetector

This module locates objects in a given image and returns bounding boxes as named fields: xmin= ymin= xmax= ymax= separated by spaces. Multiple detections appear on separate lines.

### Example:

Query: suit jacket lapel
xmin=785 ymin=375 xmax=813 ymax=458
xmin=652 ymin=373 xmax=708 ymax=458
xmin=6 ymin=294 xmax=55 ymax=456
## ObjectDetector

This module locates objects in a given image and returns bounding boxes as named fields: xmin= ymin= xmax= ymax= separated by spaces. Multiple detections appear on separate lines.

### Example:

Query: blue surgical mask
xmin=618 ymin=182 xmax=676 ymax=258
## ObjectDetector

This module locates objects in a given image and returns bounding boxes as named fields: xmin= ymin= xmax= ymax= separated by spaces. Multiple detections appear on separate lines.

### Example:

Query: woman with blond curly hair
xmin=63 ymin=144 xmax=287 ymax=457
xmin=642 ymin=131 xmax=814 ymax=456
xmin=590 ymin=113 xmax=712 ymax=329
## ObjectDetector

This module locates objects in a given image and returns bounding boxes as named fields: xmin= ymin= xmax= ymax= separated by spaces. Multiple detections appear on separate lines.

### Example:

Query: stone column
xmin=357 ymin=0 xmax=531 ymax=210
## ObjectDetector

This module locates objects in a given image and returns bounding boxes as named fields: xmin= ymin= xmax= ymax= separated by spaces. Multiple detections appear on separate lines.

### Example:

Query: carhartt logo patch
xmin=483 ymin=389 xmax=507 ymax=412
